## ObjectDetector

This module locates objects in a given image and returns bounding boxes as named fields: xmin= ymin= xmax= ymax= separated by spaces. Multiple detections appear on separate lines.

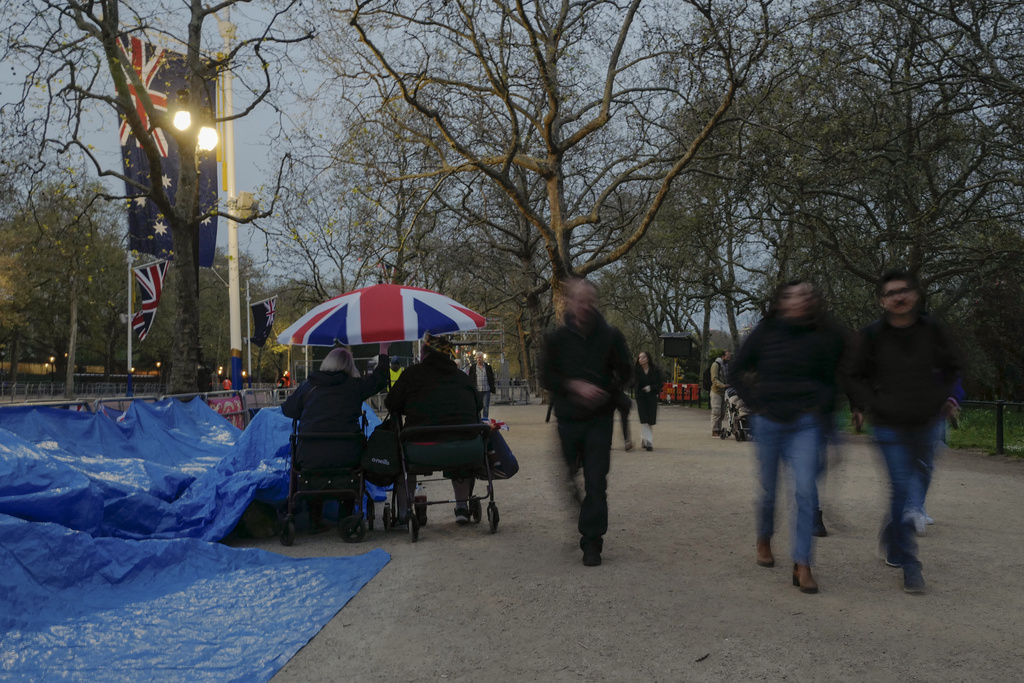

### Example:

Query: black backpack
xmin=702 ymin=363 xmax=713 ymax=392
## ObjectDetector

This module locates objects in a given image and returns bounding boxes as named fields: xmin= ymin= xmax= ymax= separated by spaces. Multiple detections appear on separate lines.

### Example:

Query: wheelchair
xmin=395 ymin=422 xmax=499 ymax=542
xmin=280 ymin=419 xmax=369 ymax=546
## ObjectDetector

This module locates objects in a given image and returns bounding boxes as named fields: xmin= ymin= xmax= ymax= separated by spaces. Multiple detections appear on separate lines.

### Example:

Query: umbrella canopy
xmin=277 ymin=284 xmax=487 ymax=346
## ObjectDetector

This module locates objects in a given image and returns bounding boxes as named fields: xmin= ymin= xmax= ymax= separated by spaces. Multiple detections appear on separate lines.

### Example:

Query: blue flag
xmin=118 ymin=36 xmax=218 ymax=267
xmin=250 ymin=296 xmax=276 ymax=347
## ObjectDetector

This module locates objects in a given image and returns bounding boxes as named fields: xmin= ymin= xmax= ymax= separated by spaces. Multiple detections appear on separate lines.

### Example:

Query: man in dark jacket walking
xmin=846 ymin=270 xmax=962 ymax=594
xmin=467 ymin=352 xmax=497 ymax=419
xmin=542 ymin=278 xmax=632 ymax=567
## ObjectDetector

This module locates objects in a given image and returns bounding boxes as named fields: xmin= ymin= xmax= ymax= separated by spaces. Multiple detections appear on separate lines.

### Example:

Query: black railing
xmin=0 ymin=386 xmax=296 ymax=431
xmin=960 ymin=400 xmax=1024 ymax=455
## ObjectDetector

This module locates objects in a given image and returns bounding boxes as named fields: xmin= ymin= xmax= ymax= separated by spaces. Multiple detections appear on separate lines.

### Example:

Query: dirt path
xmin=230 ymin=402 xmax=1024 ymax=682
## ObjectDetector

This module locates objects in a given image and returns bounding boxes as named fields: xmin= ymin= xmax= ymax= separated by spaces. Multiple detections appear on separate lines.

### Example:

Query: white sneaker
xmin=913 ymin=513 xmax=927 ymax=536
xmin=923 ymin=514 xmax=935 ymax=525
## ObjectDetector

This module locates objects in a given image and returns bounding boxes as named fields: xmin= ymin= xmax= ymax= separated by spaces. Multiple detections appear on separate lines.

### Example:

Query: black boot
xmin=812 ymin=508 xmax=827 ymax=537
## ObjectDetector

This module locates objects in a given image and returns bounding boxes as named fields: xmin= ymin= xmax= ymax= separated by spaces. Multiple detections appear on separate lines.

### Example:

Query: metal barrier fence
xmin=0 ymin=379 xmax=540 ymax=427
xmin=494 ymin=381 xmax=531 ymax=405
xmin=961 ymin=400 xmax=1024 ymax=455
xmin=1 ymin=381 xmax=167 ymax=402
xmin=0 ymin=386 xmax=297 ymax=430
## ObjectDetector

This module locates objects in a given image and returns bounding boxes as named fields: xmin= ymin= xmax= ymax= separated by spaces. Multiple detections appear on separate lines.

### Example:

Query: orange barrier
xmin=659 ymin=383 xmax=699 ymax=404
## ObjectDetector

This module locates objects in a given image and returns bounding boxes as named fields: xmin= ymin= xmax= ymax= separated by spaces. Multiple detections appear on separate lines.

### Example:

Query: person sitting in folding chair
xmin=282 ymin=345 xmax=389 ymax=533
xmin=386 ymin=332 xmax=484 ymax=525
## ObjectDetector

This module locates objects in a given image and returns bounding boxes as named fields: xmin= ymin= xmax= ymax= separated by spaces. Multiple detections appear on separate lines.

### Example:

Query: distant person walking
xmin=633 ymin=351 xmax=663 ymax=451
xmin=467 ymin=352 xmax=497 ymax=419
xmin=732 ymin=280 xmax=846 ymax=594
xmin=845 ymin=270 xmax=963 ymax=593
xmin=542 ymin=278 xmax=632 ymax=567
xmin=709 ymin=351 xmax=731 ymax=437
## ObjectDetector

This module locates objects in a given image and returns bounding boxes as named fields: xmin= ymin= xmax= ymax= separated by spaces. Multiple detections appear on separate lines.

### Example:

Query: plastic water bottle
xmin=414 ymin=484 xmax=427 ymax=523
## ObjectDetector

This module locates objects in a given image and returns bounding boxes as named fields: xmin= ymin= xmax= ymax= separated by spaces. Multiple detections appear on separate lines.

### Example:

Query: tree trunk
xmin=105 ymin=319 xmax=117 ymax=383
xmin=526 ymin=290 xmax=547 ymax=396
xmin=9 ymin=332 xmax=20 ymax=382
xmin=726 ymin=297 xmax=739 ymax=349
xmin=699 ymin=294 xmax=712 ymax=404
xmin=65 ymin=278 xmax=79 ymax=399
xmin=167 ymin=219 xmax=201 ymax=393
xmin=515 ymin=310 xmax=530 ymax=386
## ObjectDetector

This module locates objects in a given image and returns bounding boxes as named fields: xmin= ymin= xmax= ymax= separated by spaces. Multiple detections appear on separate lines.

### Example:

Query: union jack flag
xmin=131 ymin=260 xmax=170 ymax=342
xmin=118 ymin=36 xmax=218 ymax=267
xmin=249 ymin=296 xmax=277 ymax=348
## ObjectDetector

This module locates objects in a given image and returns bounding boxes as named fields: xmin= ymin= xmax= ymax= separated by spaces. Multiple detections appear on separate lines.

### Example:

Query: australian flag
xmin=118 ymin=36 xmax=218 ymax=267
xmin=250 ymin=296 xmax=277 ymax=347
xmin=131 ymin=260 xmax=170 ymax=342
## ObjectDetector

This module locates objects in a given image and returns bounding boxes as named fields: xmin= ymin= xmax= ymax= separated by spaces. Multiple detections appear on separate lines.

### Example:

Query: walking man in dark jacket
xmin=542 ymin=278 xmax=632 ymax=566
xmin=468 ymin=352 xmax=497 ymax=419
xmin=846 ymin=270 xmax=963 ymax=593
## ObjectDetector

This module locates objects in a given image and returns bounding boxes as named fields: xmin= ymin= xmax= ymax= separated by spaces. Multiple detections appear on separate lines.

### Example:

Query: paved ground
xmin=229 ymin=402 xmax=1024 ymax=682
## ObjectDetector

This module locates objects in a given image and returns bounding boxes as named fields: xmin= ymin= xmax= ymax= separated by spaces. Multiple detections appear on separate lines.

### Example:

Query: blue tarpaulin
xmin=0 ymin=399 xmax=389 ymax=681
xmin=0 ymin=515 xmax=390 ymax=682
xmin=0 ymin=398 xmax=381 ymax=540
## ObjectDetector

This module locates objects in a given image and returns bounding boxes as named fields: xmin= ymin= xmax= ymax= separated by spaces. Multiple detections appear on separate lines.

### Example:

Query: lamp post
xmin=49 ymin=356 xmax=55 ymax=383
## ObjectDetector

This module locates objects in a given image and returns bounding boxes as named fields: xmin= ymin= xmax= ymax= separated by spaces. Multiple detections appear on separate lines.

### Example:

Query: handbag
xmin=362 ymin=417 xmax=401 ymax=477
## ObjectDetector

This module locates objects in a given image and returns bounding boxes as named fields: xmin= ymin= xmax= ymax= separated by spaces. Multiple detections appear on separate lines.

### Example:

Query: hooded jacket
xmin=281 ymin=354 xmax=389 ymax=434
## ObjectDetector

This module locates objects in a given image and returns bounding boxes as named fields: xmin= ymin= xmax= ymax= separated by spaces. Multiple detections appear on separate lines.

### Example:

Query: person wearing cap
xmin=386 ymin=332 xmax=484 ymax=525
xmin=389 ymin=357 xmax=404 ymax=386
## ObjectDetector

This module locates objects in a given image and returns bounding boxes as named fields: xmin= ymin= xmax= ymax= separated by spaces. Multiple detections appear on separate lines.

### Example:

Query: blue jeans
xmin=752 ymin=413 xmax=822 ymax=566
xmin=905 ymin=420 xmax=943 ymax=517
xmin=480 ymin=391 xmax=491 ymax=419
xmin=874 ymin=423 xmax=939 ymax=569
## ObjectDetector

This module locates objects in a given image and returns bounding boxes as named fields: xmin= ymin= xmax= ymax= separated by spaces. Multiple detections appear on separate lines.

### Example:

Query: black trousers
xmin=557 ymin=415 xmax=613 ymax=547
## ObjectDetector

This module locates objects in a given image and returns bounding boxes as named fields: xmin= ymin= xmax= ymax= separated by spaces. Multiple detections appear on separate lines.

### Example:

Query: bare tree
xmin=2 ymin=0 xmax=311 ymax=392
xmin=318 ymin=0 xmax=785 ymax=312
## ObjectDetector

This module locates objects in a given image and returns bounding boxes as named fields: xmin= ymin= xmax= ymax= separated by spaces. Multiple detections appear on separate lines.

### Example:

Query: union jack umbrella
xmin=277 ymin=284 xmax=486 ymax=346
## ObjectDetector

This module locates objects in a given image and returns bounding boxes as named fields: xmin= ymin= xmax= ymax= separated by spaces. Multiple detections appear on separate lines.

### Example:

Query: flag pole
xmin=246 ymin=280 xmax=252 ymax=388
xmin=126 ymin=251 xmax=134 ymax=397
xmin=218 ymin=12 xmax=243 ymax=392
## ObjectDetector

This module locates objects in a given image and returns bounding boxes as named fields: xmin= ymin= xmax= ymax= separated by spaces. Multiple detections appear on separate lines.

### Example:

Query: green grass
xmin=947 ymin=407 xmax=1024 ymax=457
xmin=829 ymin=405 xmax=1024 ymax=457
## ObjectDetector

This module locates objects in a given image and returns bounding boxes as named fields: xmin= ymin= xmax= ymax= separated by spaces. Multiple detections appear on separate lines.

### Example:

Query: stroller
xmin=392 ymin=422 xmax=499 ymax=542
xmin=720 ymin=389 xmax=752 ymax=442
xmin=280 ymin=415 xmax=370 ymax=546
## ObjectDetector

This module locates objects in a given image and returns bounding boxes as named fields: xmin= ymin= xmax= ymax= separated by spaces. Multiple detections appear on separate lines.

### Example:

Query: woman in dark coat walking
xmin=634 ymin=351 xmax=663 ymax=451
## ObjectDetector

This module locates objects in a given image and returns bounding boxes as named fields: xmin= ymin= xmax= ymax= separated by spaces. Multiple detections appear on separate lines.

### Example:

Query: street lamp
xmin=49 ymin=356 xmax=55 ymax=382
xmin=170 ymin=94 xmax=219 ymax=151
